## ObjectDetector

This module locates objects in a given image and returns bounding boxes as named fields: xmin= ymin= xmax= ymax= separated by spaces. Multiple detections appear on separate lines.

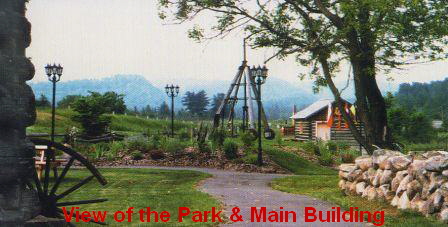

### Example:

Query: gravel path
xmin=111 ymin=166 xmax=363 ymax=226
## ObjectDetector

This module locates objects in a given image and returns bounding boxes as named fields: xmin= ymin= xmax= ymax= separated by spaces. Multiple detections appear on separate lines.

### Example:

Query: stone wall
xmin=0 ymin=0 xmax=39 ymax=224
xmin=339 ymin=149 xmax=448 ymax=222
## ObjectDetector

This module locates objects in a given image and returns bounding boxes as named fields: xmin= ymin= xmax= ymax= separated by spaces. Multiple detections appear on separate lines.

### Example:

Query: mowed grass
xmin=265 ymin=147 xmax=336 ymax=175
xmin=28 ymin=108 xmax=195 ymax=136
xmin=57 ymin=168 xmax=222 ymax=226
xmin=271 ymin=175 xmax=445 ymax=227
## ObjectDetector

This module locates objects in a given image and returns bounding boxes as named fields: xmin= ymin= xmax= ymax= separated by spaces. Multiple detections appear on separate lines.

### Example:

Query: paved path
xmin=114 ymin=166 xmax=363 ymax=226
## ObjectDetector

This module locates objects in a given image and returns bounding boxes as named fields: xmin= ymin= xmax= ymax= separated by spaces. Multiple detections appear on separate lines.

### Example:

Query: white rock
xmin=425 ymin=156 xmax=448 ymax=172
xmin=390 ymin=155 xmax=412 ymax=171
xmin=356 ymin=182 xmax=366 ymax=195
xmin=398 ymin=193 xmax=410 ymax=210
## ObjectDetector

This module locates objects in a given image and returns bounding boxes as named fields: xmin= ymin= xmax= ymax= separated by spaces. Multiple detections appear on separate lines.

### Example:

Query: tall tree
xmin=35 ymin=94 xmax=51 ymax=108
xmin=182 ymin=90 xmax=210 ymax=117
xmin=159 ymin=0 xmax=448 ymax=154
xmin=158 ymin=101 xmax=171 ymax=118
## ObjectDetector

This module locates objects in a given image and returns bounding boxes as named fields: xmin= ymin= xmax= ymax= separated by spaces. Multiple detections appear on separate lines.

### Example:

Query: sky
xmin=26 ymin=0 xmax=448 ymax=96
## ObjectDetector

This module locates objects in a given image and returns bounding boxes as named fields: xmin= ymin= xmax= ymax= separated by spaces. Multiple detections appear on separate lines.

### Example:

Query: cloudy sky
xmin=26 ymin=0 xmax=448 ymax=95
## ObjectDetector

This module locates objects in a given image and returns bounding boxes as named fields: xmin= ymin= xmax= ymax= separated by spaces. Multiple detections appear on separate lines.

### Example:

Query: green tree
xmin=35 ymin=94 xmax=51 ymax=108
xmin=58 ymin=95 xmax=82 ymax=109
xmin=158 ymin=101 xmax=170 ymax=118
xmin=71 ymin=93 xmax=112 ymax=137
xmin=182 ymin=90 xmax=210 ymax=117
xmin=404 ymin=112 xmax=434 ymax=144
xmin=100 ymin=91 xmax=126 ymax=114
xmin=210 ymin=93 xmax=226 ymax=116
xmin=160 ymin=0 xmax=448 ymax=154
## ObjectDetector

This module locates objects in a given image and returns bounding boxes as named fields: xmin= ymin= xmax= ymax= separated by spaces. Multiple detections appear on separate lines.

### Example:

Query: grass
xmin=28 ymin=108 xmax=195 ymax=136
xmin=265 ymin=147 xmax=336 ymax=175
xmin=271 ymin=175 xmax=445 ymax=226
xmin=58 ymin=168 xmax=222 ymax=226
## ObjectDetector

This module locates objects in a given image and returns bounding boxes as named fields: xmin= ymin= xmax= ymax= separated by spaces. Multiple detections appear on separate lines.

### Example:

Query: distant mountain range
xmin=29 ymin=75 xmax=317 ymax=119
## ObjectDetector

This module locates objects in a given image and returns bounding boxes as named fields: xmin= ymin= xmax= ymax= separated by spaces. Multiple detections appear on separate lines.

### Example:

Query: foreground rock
xmin=339 ymin=150 xmax=448 ymax=223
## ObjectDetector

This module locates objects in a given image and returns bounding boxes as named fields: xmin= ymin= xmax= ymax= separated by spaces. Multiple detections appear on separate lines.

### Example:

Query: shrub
xmin=131 ymin=151 xmax=144 ymax=160
xmin=149 ymin=134 xmax=161 ymax=150
xmin=149 ymin=150 xmax=165 ymax=160
xmin=242 ymin=154 xmax=258 ymax=165
xmin=126 ymin=138 xmax=153 ymax=153
xmin=89 ymin=143 xmax=109 ymax=160
xmin=318 ymin=149 xmax=334 ymax=166
xmin=299 ymin=141 xmax=319 ymax=155
xmin=240 ymin=131 xmax=256 ymax=148
xmin=276 ymin=133 xmax=283 ymax=147
xmin=210 ymin=129 xmax=226 ymax=149
xmin=107 ymin=141 xmax=126 ymax=160
xmin=327 ymin=141 xmax=338 ymax=152
xmin=178 ymin=129 xmax=191 ymax=141
xmin=339 ymin=149 xmax=360 ymax=163
xmin=336 ymin=141 xmax=351 ymax=151
xmin=223 ymin=140 xmax=239 ymax=159
xmin=162 ymin=139 xmax=185 ymax=153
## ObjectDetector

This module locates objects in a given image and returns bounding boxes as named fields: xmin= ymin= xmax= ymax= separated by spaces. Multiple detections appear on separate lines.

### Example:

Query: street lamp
xmin=45 ymin=63 xmax=63 ymax=143
xmin=250 ymin=65 xmax=268 ymax=166
xmin=165 ymin=84 xmax=180 ymax=137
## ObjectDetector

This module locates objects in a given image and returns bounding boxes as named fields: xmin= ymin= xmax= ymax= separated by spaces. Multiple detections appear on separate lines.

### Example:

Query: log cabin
xmin=290 ymin=99 xmax=364 ymax=146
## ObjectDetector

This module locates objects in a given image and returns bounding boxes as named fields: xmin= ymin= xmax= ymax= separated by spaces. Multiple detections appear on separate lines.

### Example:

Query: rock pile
xmin=339 ymin=149 xmax=448 ymax=222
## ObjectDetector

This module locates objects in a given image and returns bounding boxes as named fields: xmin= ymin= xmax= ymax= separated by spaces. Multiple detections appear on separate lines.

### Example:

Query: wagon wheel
xmin=28 ymin=138 xmax=108 ymax=225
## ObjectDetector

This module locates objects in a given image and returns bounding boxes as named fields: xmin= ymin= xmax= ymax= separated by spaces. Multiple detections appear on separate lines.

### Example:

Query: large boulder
xmin=406 ymin=180 xmax=422 ymax=200
xmin=397 ymin=192 xmax=410 ymax=210
xmin=338 ymin=179 xmax=347 ymax=190
xmin=356 ymin=182 xmax=366 ymax=195
xmin=339 ymin=164 xmax=357 ymax=180
xmin=396 ymin=175 xmax=413 ymax=197
xmin=391 ymin=170 xmax=408 ymax=192
xmin=372 ymin=169 xmax=384 ymax=187
xmin=355 ymin=156 xmax=373 ymax=171
xmin=425 ymin=156 xmax=448 ymax=172
xmin=422 ymin=151 xmax=448 ymax=159
xmin=440 ymin=208 xmax=448 ymax=222
xmin=367 ymin=187 xmax=378 ymax=201
xmin=372 ymin=149 xmax=402 ymax=168
xmin=362 ymin=185 xmax=371 ymax=198
xmin=390 ymin=155 xmax=413 ymax=171
xmin=347 ymin=169 xmax=363 ymax=182
xmin=380 ymin=170 xmax=394 ymax=185
xmin=408 ymin=159 xmax=427 ymax=178
xmin=410 ymin=193 xmax=424 ymax=211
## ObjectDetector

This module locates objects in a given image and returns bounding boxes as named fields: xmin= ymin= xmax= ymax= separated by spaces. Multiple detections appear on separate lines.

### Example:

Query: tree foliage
xmin=58 ymin=95 xmax=82 ymax=109
xmin=182 ymin=90 xmax=210 ymax=117
xmin=71 ymin=92 xmax=116 ymax=137
xmin=35 ymin=94 xmax=51 ymax=108
xmin=159 ymin=0 xmax=448 ymax=153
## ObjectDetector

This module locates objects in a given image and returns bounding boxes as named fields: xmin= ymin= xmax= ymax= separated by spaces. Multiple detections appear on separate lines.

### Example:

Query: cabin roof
xmin=291 ymin=98 xmax=351 ymax=119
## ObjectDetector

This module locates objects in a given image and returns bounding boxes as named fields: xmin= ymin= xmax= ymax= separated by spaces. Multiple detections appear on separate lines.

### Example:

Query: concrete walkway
xmin=115 ymin=166 xmax=364 ymax=226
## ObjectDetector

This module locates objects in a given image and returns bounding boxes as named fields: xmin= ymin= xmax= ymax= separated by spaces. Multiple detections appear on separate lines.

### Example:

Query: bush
xmin=223 ymin=140 xmax=239 ymax=159
xmin=299 ymin=141 xmax=319 ymax=155
xmin=89 ymin=143 xmax=109 ymax=160
xmin=149 ymin=150 xmax=165 ymax=160
xmin=131 ymin=151 xmax=144 ymax=160
xmin=178 ymin=129 xmax=191 ymax=141
xmin=210 ymin=129 xmax=226 ymax=149
xmin=276 ymin=134 xmax=283 ymax=147
xmin=240 ymin=131 xmax=256 ymax=148
xmin=149 ymin=134 xmax=161 ymax=150
xmin=339 ymin=149 xmax=360 ymax=163
xmin=242 ymin=154 xmax=258 ymax=165
xmin=126 ymin=138 xmax=154 ymax=153
xmin=107 ymin=141 xmax=126 ymax=160
xmin=162 ymin=139 xmax=185 ymax=153
xmin=336 ymin=141 xmax=351 ymax=151
xmin=318 ymin=149 xmax=334 ymax=166
xmin=327 ymin=141 xmax=338 ymax=152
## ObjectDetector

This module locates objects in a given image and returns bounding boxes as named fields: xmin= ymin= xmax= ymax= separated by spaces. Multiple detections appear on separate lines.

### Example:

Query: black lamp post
xmin=250 ymin=65 xmax=268 ymax=166
xmin=45 ymin=63 xmax=63 ymax=143
xmin=165 ymin=84 xmax=180 ymax=137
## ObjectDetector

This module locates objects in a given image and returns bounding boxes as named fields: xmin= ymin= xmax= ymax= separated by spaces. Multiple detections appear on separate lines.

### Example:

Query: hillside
xmin=29 ymin=75 xmax=317 ymax=119
xmin=395 ymin=78 xmax=448 ymax=118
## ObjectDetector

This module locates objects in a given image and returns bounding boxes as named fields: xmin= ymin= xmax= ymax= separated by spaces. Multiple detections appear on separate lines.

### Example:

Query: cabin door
xmin=316 ymin=122 xmax=331 ymax=141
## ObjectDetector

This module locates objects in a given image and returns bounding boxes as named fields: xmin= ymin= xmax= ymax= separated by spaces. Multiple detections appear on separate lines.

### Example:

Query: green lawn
xmin=58 ymin=168 xmax=221 ymax=226
xmin=28 ymin=108 xmax=195 ymax=136
xmin=271 ymin=175 xmax=445 ymax=227
xmin=265 ymin=147 xmax=336 ymax=175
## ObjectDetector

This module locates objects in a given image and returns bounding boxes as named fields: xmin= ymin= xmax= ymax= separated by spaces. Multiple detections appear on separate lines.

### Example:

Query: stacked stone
xmin=339 ymin=149 xmax=448 ymax=222
xmin=0 ymin=0 xmax=39 ymax=225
